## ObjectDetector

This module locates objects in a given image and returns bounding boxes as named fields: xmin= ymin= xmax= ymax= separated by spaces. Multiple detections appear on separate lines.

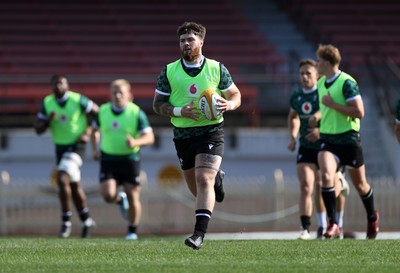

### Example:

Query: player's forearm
xmin=288 ymin=121 xmax=299 ymax=140
xmin=228 ymin=92 xmax=241 ymax=110
xmin=395 ymin=123 xmax=400 ymax=143
xmin=153 ymin=100 xmax=176 ymax=117
xmin=287 ymin=112 xmax=299 ymax=140
xmin=135 ymin=132 xmax=155 ymax=148
xmin=90 ymin=130 xmax=100 ymax=155
xmin=33 ymin=119 xmax=49 ymax=135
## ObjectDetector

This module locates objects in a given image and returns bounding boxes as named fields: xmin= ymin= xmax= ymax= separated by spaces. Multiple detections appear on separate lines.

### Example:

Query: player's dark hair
xmin=50 ymin=74 xmax=67 ymax=85
xmin=177 ymin=22 xmax=206 ymax=40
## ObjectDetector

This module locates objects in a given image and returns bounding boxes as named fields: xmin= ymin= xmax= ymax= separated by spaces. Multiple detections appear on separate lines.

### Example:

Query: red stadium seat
xmin=280 ymin=0 xmax=400 ymax=67
xmin=0 ymin=0 xmax=284 ymax=127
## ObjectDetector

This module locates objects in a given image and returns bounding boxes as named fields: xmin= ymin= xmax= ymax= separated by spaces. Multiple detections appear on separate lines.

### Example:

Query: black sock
xmin=79 ymin=207 xmax=90 ymax=222
xmin=361 ymin=188 xmax=377 ymax=222
xmin=194 ymin=209 xmax=212 ymax=238
xmin=300 ymin=215 xmax=311 ymax=231
xmin=62 ymin=211 xmax=72 ymax=223
xmin=128 ymin=224 xmax=137 ymax=234
xmin=321 ymin=187 xmax=337 ymax=224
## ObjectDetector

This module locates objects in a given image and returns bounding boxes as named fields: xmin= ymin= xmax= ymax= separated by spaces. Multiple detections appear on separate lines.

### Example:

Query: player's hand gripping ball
xmin=198 ymin=89 xmax=221 ymax=120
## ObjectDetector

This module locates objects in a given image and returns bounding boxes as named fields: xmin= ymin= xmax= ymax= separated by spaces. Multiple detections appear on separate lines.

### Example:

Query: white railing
xmin=1 ymin=172 xmax=399 ymax=237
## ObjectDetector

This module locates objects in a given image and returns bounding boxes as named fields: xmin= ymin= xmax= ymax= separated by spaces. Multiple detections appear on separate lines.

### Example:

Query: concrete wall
xmin=1 ymin=127 xmax=398 ymax=180
xmin=0 ymin=128 xmax=293 ymax=161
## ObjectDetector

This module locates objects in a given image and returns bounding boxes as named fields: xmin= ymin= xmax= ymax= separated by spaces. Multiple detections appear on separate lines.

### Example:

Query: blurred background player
xmin=395 ymin=99 xmax=400 ymax=143
xmin=288 ymin=59 xmax=349 ymax=240
xmin=91 ymin=79 xmax=154 ymax=240
xmin=152 ymin=21 xmax=241 ymax=249
xmin=34 ymin=74 xmax=97 ymax=238
xmin=316 ymin=44 xmax=379 ymax=239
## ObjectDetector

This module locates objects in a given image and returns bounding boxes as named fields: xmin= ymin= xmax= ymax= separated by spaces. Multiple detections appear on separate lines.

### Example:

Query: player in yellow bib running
xmin=315 ymin=44 xmax=379 ymax=239
xmin=91 ymin=79 xmax=154 ymax=240
xmin=153 ymin=22 xmax=241 ymax=249
xmin=34 ymin=75 xmax=98 ymax=238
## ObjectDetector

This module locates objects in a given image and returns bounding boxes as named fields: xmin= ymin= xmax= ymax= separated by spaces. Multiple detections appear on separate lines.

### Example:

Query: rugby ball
xmin=198 ymin=89 xmax=221 ymax=120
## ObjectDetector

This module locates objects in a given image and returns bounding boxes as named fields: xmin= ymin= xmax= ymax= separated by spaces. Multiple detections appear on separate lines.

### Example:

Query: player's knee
xmin=195 ymin=174 xmax=214 ymax=190
xmin=102 ymin=192 xmax=116 ymax=203
xmin=320 ymin=172 xmax=334 ymax=185
xmin=353 ymin=181 xmax=370 ymax=195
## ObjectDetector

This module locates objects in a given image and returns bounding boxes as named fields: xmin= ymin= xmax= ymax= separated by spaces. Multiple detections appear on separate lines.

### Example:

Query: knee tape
xmin=58 ymin=152 xmax=83 ymax=182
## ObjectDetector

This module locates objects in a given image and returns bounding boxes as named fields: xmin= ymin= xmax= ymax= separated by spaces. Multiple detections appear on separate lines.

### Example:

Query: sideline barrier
xmin=1 ymin=175 xmax=399 ymax=237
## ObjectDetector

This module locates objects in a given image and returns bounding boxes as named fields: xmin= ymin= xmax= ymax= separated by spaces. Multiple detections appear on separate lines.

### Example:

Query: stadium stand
xmin=0 ymin=0 xmax=285 ymax=127
xmin=276 ymin=0 xmax=400 ymax=69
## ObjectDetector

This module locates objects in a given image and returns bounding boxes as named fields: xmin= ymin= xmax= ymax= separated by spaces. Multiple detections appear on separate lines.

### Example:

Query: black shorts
xmin=297 ymin=146 xmax=319 ymax=167
xmin=320 ymin=141 xmax=365 ymax=168
xmin=100 ymin=159 xmax=141 ymax=185
xmin=173 ymin=128 xmax=224 ymax=170
xmin=55 ymin=142 xmax=86 ymax=164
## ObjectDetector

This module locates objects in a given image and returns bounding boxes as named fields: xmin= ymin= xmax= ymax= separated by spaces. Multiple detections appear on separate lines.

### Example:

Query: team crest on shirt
xmin=112 ymin=121 xmax=119 ymax=129
xmin=60 ymin=114 xmax=67 ymax=122
xmin=301 ymin=102 xmax=312 ymax=114
xmin=187 ymin=84 xmax=199 ymax=96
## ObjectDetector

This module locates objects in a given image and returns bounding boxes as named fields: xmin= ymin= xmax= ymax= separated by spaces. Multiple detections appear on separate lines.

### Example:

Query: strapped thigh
xmin=195 ymin=165 xmax=219 ymax=172
xmin=58 ymin=152 xmax=82 ymax=182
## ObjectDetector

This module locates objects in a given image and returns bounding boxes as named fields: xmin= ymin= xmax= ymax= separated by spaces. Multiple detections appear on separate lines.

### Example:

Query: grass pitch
xmin=0 ymin=237 xmax=399 ymax=273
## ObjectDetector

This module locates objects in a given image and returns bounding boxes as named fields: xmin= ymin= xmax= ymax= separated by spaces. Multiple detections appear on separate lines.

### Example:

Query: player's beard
xmin=181 ymin=46 xmax=201 ymax=62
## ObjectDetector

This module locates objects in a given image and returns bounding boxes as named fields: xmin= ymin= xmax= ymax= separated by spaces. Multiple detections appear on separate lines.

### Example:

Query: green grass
xmin=0 ymin=237 xmax=399 ymax=273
